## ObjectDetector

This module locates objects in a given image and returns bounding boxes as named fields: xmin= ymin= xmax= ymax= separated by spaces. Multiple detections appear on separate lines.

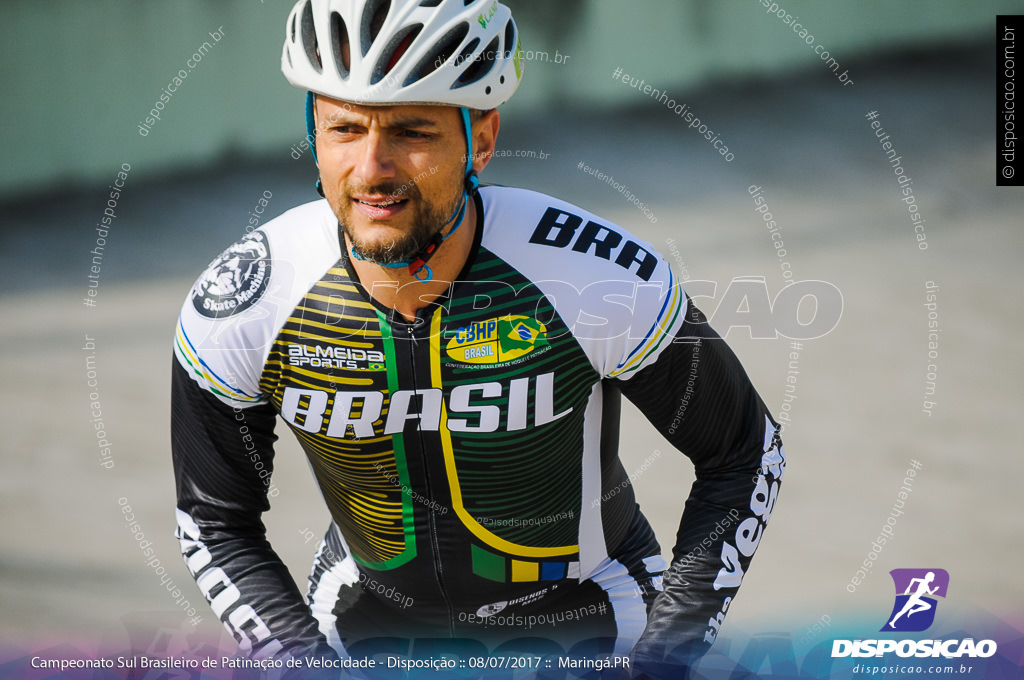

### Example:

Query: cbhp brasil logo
xmin=881 ymin=568 xmax=949 ymax=632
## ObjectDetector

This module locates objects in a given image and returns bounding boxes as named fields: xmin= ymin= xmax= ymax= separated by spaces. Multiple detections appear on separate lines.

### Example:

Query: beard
xmin=336 ymin=177 xmax=463 ymax=266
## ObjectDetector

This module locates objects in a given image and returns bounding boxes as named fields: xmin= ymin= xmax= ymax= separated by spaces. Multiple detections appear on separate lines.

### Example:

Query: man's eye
xmin=400 ymin=130 xmax=430 ymax=139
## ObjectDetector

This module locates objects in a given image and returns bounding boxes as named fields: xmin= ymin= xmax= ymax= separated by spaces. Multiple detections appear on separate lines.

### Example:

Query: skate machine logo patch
xmin=192 ymin=232 xmax=272 ymax=318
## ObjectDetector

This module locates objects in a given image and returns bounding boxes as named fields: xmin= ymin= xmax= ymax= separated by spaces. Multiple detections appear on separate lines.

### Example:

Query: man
xmin=172 ymin=0 xmax=785 ymax=675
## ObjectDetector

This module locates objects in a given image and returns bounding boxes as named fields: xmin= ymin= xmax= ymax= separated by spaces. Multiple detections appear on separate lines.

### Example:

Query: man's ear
xmin=471 ymin=109 xmax=501 ymax=175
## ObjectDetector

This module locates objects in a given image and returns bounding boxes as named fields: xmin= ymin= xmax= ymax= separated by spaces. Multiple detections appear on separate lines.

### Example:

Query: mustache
xmin=345 ymin=179 xmax=422 ymax=202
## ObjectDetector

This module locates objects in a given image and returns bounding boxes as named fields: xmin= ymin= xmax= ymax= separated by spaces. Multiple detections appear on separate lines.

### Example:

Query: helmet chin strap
xmin=310 ymin=93 xmax=478 ymax=282
xmin=305 ymin=93 xmax=326 ymax=196
xmin=392 ymin=107 xmax=478 ymax=281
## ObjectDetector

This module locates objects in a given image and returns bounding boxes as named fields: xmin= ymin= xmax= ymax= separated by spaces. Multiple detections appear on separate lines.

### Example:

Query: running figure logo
xmin=881 ymin=568 xmax=950 ymax=632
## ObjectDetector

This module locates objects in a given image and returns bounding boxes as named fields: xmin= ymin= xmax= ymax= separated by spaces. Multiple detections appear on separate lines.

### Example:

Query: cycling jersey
xmin=171 ymin=185 xmax=785 ymax=669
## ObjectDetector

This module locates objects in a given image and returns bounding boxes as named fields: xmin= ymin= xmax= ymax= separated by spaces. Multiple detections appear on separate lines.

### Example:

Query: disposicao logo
xmin=832 ymin=569 xmax=997 ymax=659
xmin=446 ymin=316 xmax=548 ymax=365
xmin=882 ymin=568 xmax=948 ymax=632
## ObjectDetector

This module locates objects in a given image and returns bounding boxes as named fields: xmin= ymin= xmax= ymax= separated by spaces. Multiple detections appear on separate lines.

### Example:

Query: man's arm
xmin=615 ymin=299 xmax=785 ymax=669
xmin=171 ymin=358 xmax=337 ymax=662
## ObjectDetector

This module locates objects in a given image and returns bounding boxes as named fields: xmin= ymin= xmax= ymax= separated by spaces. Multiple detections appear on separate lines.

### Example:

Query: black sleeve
xmin=614 ymin=299 xmax=785 ymax=673
xmin=171 ymin=358 xmax=338 ymax=663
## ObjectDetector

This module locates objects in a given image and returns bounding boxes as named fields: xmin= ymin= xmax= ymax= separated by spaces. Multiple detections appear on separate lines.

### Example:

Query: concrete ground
xmin=1 ymin=41 xmax=1020 ymax=658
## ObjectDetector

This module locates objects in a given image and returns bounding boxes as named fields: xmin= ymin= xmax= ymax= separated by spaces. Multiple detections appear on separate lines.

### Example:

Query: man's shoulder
xmin=477 ymin=187 xmax=684 ymax=378
xmin=479 ymin=185 xmax=610 ymax=233
xmin=185 ymin=199 xmax=340 ymax=319
xmin=478 ymin=185 xmax=668 ymax=286
xmin=253 ymin=198 xmax=339 ymax=260
xmin=198 ymin=199 xmax=336 ymax=262
xmin=173 ymin=199 xmax=342 ymax=407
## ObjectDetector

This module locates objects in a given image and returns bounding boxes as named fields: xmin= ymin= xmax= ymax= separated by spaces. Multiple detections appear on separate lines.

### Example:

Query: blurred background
xmin=2 ymin=0 xmax=1021 ymax=669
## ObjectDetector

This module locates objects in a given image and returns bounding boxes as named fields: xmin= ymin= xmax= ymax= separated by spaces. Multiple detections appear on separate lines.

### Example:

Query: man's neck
xmin=347 ymin=197 xmax=478 ymax=323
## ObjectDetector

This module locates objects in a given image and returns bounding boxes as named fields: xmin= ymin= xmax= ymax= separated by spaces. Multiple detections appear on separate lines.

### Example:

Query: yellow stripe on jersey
xmin=608 ymin=277 xmax=684 ymax=378
xmin=431 ymin=309 xmax=578 ymax=558
xmin=175 ymin=320 xmax=260 ymax=403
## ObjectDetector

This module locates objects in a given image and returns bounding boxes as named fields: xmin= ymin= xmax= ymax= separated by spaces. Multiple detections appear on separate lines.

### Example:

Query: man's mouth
xmin=352 ymin=195 xmax=409 ymax=220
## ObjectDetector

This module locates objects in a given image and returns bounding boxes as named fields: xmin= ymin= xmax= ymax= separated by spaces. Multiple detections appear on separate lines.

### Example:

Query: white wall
xmin=0 ymin=0 xmax=1007 ymax=199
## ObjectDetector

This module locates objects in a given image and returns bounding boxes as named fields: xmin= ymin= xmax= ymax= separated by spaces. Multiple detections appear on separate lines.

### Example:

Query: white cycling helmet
xmin=281 ymin=0 xmax=524 ymax=108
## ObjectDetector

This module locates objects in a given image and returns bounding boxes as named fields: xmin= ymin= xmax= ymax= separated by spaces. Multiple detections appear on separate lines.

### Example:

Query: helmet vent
xmin=455 ymin=35 xmax=498 ymax=88
xmin=330 ymin=12 xmax=351 ymax=77
xmin=503 ymin=19 xmax=516 ymax=59
xmin=361 ymin=0 xmax=392 ymax=57
xmin=300 ymin=0 xmax=322 ymax=74
xmin=455 ymin=37 xmax=480 ymax=68
xmin=420 ymin=0 xmax=443 ymax=6
xmin=402 ymin=22 xmax=469 ymax=86
xmin=372 ymin=24 xmax=422 ymax=85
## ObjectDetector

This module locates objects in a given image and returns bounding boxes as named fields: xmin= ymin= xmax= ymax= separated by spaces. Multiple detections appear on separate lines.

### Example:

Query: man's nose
xmin=353 ymin=132 xmax=396 ymax=184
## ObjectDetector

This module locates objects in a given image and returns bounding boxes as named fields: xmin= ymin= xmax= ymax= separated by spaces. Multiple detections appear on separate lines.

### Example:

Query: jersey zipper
xmin=402 ymin=321 xmax=456 ymax=635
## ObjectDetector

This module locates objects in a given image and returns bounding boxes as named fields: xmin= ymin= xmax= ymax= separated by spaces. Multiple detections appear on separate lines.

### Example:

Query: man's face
xmin=314 ymin=96 xmax=468 ymax=265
